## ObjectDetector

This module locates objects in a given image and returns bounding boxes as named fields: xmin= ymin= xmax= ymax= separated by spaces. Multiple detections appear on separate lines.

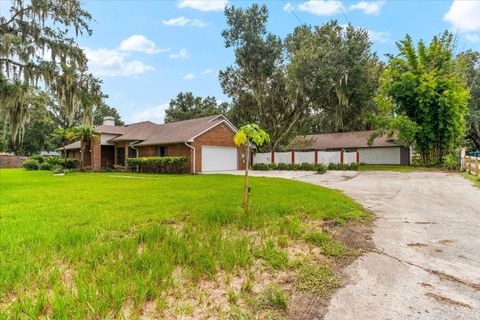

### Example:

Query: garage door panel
xmin=202 ymin=146 xmax=237 ymax=172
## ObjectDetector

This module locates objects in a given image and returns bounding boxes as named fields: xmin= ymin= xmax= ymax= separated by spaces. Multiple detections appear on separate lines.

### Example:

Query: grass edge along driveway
xmin=0 ymin=169 xmax=370 ymax=319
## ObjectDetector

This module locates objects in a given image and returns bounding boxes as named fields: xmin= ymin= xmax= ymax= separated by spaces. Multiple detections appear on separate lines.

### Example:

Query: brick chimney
xmin=103 ymin=116 xmax=115 ymax=126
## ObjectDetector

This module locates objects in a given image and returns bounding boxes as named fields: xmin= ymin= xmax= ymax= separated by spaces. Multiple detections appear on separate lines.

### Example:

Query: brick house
xmin=62 ymin=115 xmax=246 ymax=173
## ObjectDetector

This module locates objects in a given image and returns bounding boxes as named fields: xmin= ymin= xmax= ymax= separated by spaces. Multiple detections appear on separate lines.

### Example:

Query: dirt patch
xmin=425 ymin=292 xmax=472 ymax=309
xmin=407 ymin=243 xmax=428 ymax=248
xmin=427 ymin=269 xmax=480 ymax=291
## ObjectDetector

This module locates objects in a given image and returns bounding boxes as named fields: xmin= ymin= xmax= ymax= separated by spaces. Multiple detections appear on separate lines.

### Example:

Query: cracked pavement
xmin=297 ymin=171 xmax=480 ymax=320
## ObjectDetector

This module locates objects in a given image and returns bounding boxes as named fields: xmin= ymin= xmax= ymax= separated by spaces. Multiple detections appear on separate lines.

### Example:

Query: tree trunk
xmin=242 ymin=145 xmax=250 ymax=213
xmin=80 ymin=139 xmax=85 ymax=171
xmin=63 ymin=140 xmax=66 ymax=160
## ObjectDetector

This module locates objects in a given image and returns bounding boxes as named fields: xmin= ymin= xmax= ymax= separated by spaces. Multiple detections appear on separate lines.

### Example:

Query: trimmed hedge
xmin=327 ymin=162 xmax=358 ymax=170
xmin=127 ymin=156 xmax=189 ymax=174
xmin=251 ymin=162 xmax=327 ymax=173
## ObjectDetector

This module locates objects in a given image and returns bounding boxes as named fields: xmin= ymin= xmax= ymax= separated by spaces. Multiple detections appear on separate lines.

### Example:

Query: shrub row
xmin=251 ymin=162 xmax=359 ymax=172
xmin=127 ymin=156 xmax=189 ymax=174
xmin=252 ymin=162 xmax=327 ymax=173
xmin=23 ymin=156 xmax=79 ymax=171
xmin=327 ymin=162 xmax=358 ymax=170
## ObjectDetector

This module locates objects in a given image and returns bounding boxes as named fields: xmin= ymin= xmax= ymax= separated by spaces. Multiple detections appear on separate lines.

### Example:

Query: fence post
xmin=314 ymin=150 xmax=318 ymax=164
xmin=356 ymin=151 xmax=360 ymax=164
xmin=271 ymin=151 xmax=275 ymax=165
xmin=340 ymin=150 xmax=344 ymax=165
xmin=469 ymin=156 xmax=472 ymax=174
xmin=476 ymin=157 xmax=479 ymax=176
xmin=291 ymin=151 xmax=295 ymax=165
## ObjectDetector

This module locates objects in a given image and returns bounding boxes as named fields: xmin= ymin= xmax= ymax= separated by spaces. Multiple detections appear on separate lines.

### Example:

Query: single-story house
xmin=287 ymin=130 xmax=411 ymax=165
xmin=62 ymin=115 xmax=246 ymax=173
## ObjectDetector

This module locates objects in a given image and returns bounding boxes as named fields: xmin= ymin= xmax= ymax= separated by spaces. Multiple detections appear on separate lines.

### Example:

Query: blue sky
xmin=3 ymin=0 xmax=480 ymax=123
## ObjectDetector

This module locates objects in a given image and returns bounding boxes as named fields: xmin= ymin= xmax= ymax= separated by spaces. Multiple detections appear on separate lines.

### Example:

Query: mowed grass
xmin=0 ymin=169 xmax=367 ymax=318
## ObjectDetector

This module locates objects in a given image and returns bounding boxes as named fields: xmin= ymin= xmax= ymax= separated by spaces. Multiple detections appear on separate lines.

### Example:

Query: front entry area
xmin=201 ymin=146 xmax=238 ymax=172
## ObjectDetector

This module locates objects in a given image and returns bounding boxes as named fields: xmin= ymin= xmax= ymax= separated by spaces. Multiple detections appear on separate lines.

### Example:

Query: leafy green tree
xmin=93 ymin=103 xmax=124 ymax=126
xmin=164 ymin=92 xmax=228 ymax=123
xmin=285 ymin=21 xmax=382 ymax=134
xmin=457 ymin=50 xmax=480 ymax=149
xmin=72 ymin=125 xmax=99 ymax=171
xmin=220 ymin=4 xmax=306 ymax=150
xmin=376 ymin=32 xmax=470 ymax=164
xmin=234 ymin=124 xmax=270 ymax=213
xmin=52 ymin=128 xmax=74 ymax=159
xmin=0 ymin=0 xmax=103 ymax=139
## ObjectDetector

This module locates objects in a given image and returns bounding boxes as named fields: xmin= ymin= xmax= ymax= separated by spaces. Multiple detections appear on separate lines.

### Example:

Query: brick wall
xmin=191 ymin=123 xmax=245 ymax=172
xmin=91 ymin=139 xmax=102 ymax=171
xmin=137 ymin=143 xmax=192 ymax=172
xmin=0 ymin=155 xmax=28 ymax=168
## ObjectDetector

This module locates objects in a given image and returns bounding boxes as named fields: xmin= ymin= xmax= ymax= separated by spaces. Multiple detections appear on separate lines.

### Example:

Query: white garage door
xmin=202 ymin=146 xmax=238 ymax=172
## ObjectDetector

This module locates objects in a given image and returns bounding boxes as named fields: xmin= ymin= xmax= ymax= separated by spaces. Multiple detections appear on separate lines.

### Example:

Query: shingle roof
xmin=135 ymin=115 xmax=227 ymax=146
xmin=286 ymin=130 xmax=405 ymax=150
xmin=63 ymin=140 xmax=81 ymax=150
xmin=62 ymin=115 xmax=234 ymax=150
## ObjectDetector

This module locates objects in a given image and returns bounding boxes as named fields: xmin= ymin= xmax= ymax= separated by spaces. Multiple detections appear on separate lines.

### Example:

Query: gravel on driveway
xmin=297 ymin=171 xmax=480 ymax=320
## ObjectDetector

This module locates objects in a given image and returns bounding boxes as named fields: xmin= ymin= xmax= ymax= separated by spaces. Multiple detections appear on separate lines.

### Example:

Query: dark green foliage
xmin=39 ymin=162 xmax=52 ymax=171
xmin=61 ymin=158 xmax=80 ymax=169
xmin=30 ymin=154 xmax=45 ymax=164
xmin=251 ymin=162 xmax=329 ymax=172
xmin=375 ymin=32 xmax=469 ymax=164
xmin=22 ymin=159 xmax=40 ymax=170
xmin=127 ymin=157 xmax=189 ymax=174
xmin=327 ymin=163 xmax=358 ymax=171
xmin=164 ymin=92 xmax=228 ymax=123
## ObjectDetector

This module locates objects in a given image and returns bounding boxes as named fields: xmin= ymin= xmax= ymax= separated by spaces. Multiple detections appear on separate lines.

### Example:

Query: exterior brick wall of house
xmin=0 ymin=155 xmax=28 ymax=168
xmin=91 ymin=139 xmax=102 ymax=171
xmin=191 ymin=122 xmax=245 ymax=172
xmin=137 ymin=143 xmax=192 ymax=172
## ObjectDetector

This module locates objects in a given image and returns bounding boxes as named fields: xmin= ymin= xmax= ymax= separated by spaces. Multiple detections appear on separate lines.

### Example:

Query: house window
xmin=128 ymin=147 xmax=137 ymax=158
xmin=116 ymin=148 xmax=125 ymax=166
xmin=155 ymin=146 xmax=168 ymax=157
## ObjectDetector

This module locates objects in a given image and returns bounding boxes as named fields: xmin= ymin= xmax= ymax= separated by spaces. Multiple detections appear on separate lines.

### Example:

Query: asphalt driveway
xmin=297 ymin=171 xmax=480 ymax=320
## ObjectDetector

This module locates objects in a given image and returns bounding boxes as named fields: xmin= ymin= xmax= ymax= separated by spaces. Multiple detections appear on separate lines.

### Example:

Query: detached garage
xmin=287 ymin=130 xmax=411 ymax=165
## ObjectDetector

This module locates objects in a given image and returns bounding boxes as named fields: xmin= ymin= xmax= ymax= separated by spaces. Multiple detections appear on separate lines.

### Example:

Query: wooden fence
xmin=464 ymin=156 xmax=479 ymax=176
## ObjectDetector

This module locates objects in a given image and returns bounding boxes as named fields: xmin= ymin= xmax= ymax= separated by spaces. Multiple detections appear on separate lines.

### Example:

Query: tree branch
xmin=1 ymin=6 xmax=32 ymax=28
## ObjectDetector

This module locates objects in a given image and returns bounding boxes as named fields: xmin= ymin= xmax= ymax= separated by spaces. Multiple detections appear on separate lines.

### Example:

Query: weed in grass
xmin=278 ymin=216 xmax=305 ymax=239
xmin=305 ymin=231 xmax=353 ymax=258
xmin=255 ymin=240 xmax=289 ymax=270
xmin=227 ymin=289 xmax=239 ymax=304
xmin=296 ymin=264 xmax=342 ymax=297
xmin=257 ymin=284 xmax=288 ymax=310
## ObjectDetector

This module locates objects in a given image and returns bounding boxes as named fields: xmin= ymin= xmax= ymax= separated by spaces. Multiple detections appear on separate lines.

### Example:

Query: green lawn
xmin=359 ymin=164 xmax=437 ymax=172
xmin=0 ymin=169 xmax=367 ymax=318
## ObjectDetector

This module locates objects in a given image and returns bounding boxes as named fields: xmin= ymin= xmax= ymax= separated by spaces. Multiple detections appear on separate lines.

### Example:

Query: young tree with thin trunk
xmin=234 ymin=124 xmax=270 ymax=213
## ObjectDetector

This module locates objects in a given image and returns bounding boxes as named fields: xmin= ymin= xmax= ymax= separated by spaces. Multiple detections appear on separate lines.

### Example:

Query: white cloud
xmin=119 ymin=35 xmax=167 ymax=54
xmin=84 ymin=48 xmax=155 ymax=77
xmin=183 ymin=73 xmax=195 ymax=80
xmin=444 ymin=0 xmax=480 ymax=32
xmin=177 ymin=0 xmax=227 ymax=12
xmin=298 ymin=0 xmax=345 ymax=16
xmin=162 ymin=16 xmax=208 ymax=27
xmin=131 ymin=104 xmax=169 ymax=123
xmin=465 ymin=34 xmax=480 ymax=42
xmin=367 ymin=30 xmax=390 ymax=43
xmin=201 ymin=68 xmax=215 ymax=74
xmin=283 ymin=2 xmax=294 ymax=13
xmin=169 ymin=48 xmax=189 ymax=59
xmin=349 ymin=1 xmax=384 ymax=15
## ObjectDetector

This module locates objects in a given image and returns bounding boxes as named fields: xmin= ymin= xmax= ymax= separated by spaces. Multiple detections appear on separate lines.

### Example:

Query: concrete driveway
xmin=296 ymin=171 xmax=480 ymax=320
